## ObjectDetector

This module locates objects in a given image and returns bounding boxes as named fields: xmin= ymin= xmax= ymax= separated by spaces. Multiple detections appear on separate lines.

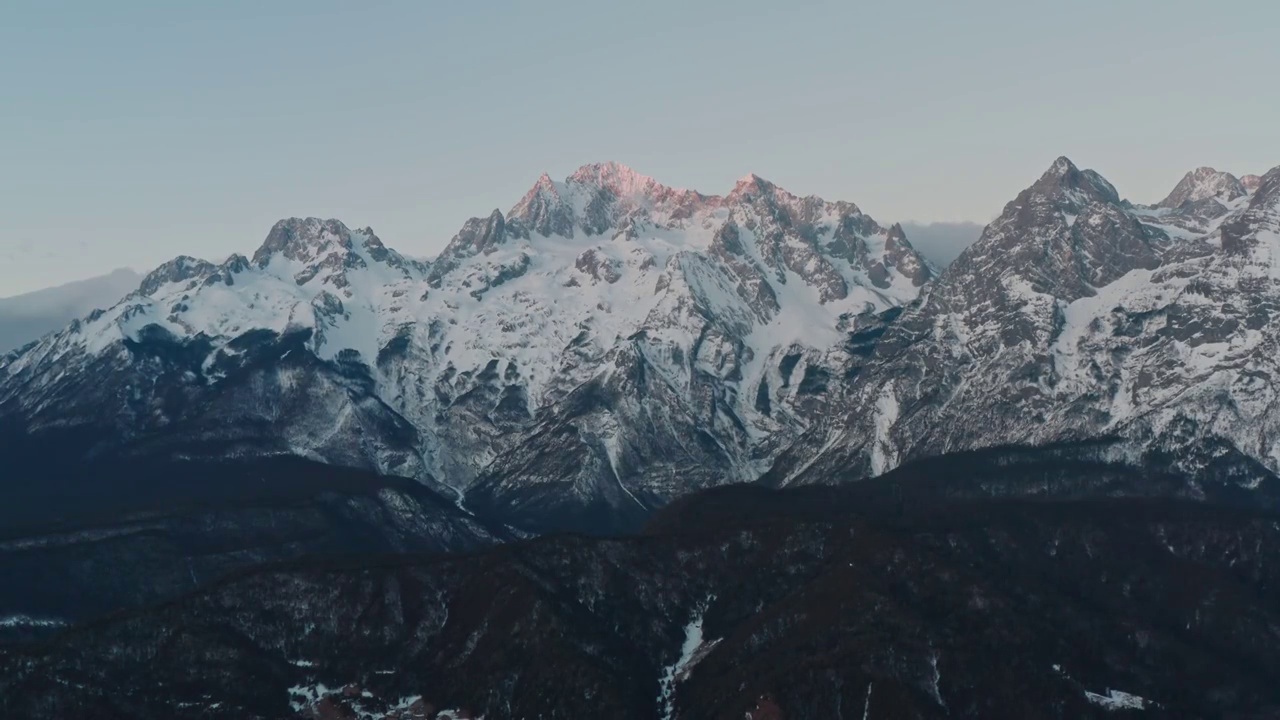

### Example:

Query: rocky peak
xmin=566 ymin=161 xmax=662 ymax=199
xmin=874 ymin=223 xmax=933 ymax=288
xmin=565 ymin=161 xmax=718 ymax=226
xmin=509 ymin=172 xmax=562 ymax=210
xmin=1241 ymin=174 xmax=1264 ymax=192
xmin=137 ymin=256 xmax=218 ymax=297
xmin=508 ymin=173 xmax=575 ymax=238
xmin=1157 ymin=167 xmax=1246 ymax=209
xmin=728 ymin=173 xmax=782 ymax=204
xmin=1043 ymin=155 xmax=1077 ymax=177
xmin=358 ymin=226 xmax=421 ymax=274
xmin=453 ymin=210 xmax=507 ymax=254
xmin=1029 ymin=156 xmax=1121 ymax=208
xmin=941 ymin=158 xmax=1162 ymax=302
xmin=252 ymin=218 xmax=355 ymax=268
xmin=1218 ymin=165 xmax=1280 ymax=256
xmin=223 ymin=254 xmax=250 ymax=273
xmin=428 ymin=209 xmax=508 ymax=286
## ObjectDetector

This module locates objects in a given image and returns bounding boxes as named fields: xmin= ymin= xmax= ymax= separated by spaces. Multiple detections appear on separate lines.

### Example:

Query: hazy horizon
xmin=3 ymin=0 xmax=1277 ymax=294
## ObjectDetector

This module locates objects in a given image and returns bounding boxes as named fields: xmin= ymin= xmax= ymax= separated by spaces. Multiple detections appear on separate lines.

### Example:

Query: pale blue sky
xmin=2 ymin=0 xmax=1276 ymax=294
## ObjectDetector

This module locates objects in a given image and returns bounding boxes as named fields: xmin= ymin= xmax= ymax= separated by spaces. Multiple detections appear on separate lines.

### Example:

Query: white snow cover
xmin=658 ymin=597 xmax=720 ymax=720
xmin=869 ymin=381 xmax=900 ymax=475
xmin=0 ymin=614 xmax=66 ymax=628
xmin=1 ymin=163 xmax=930 ymax=492
xmin=1085 ymin=688 xmax=1150 ymax=711
xmin=1157 ymin=166 xmax=1247 ymax=209
xmin=7 ymin=159 xmax=1276 ymax=503
xmin=824 ymin=160 xmax=1280 ymax=485
xmin=1047 ymin=179 xmax=1280 ymax=458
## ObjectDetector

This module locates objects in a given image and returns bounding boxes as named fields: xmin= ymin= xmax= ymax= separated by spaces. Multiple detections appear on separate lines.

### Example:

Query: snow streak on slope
xmin=658 ymin=597 xmax=719 ymax=720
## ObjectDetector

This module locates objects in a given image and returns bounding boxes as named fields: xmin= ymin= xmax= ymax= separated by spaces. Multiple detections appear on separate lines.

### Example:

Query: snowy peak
xmin=566 ymin=161 xmax=664 ymax=199
xmin=1241 ymin=174 xmax=1264 ymax=192
xmin=728 ymin=172 xmax=778 ymax=201
xmin=1029 ymin=156 xmax=1121 ymax=207
xmin=1157 ymin=167 xmax=1246 ymax=209
xmin=428 ymin=209 xmax=508 ymax=284
xmin=940 ymin=158 xmax=1163 ymax=302
xmin=251 ymin=217 xmax=420 ymax=287
xmin=507 ymin=163 xmax=712 ymax=240
xmin=1044 ymin=155 xmax=1077 ymax=177
xmin=882 ymin=223 xmax=931 ymax=288
xmin=137 ymin=256 xmax=220 ymax=297
xmin=508 ymin=173 xmax=575 ymax=238
xmin=0 ymin=161 xmax=936 ymax=522
xmin=1252 ymin=166 xmax=1280 ymax=198
xmin=778 ymin=157 xmax=1280 ymax=497
xmin=424 ymin=163 xmax=934 ymax=313
xmin=996 ymin=157 xmax=1126 ymax=234
xmin=498 ymin=165 xmax=895 ymax=250
xmin=252 ymin=218 xmax=355 ymax=267
xmin=444 ymin=209 xmax=507 ymax=257
xmin=1219 ymin=165 xmax=1280 ymax=256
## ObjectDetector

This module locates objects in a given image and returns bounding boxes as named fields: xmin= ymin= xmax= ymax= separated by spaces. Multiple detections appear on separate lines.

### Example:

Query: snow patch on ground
xmin=658 ymin=597 xmax=720 ymax=720
xmin=287 ymin=683 xmax=336 ymax=712
xmin=1085 ymin=688 xmax=1150 ymax=711
xmin=0 ymin=614 xmax=66 ymax=628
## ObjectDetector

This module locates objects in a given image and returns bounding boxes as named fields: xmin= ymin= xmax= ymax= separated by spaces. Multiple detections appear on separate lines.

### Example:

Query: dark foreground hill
xmin=3 ymin=451 xmax=1278 ymax=719
xmin=0 ymin=452 xmax=510 ymax=639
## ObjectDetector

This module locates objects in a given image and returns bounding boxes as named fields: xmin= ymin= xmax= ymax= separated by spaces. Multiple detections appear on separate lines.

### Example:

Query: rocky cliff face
xmin=1156 ymin=166 xmax=1247 ymax=209
xmin=0 ymin=162 xmax=932 ymax=532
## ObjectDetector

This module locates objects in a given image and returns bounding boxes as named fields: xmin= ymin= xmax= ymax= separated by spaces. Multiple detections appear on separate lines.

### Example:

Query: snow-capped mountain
xmin=0 ymin=163 xmax=932 ymax=531
xmin=1136 ymin=166 xmax=1255 ymax=238
xmin=4 ymin=157 xmax=1277 ymax=533
xmin=773 ymin=158 xmax=1280 ymax=501
xmin=1155 ymin=166 xmax=1248 ymax=209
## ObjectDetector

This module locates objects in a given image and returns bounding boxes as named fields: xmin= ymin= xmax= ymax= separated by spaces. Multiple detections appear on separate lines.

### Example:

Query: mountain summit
xmin=1157 ymin=166 xmax=1247 ymax=209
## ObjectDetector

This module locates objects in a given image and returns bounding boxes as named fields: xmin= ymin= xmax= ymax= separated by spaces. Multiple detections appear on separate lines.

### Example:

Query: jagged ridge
xmin=0 ymin=163 xmax=934 ymax=532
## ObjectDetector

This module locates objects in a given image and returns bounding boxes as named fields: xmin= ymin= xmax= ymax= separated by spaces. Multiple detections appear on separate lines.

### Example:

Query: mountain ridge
xmin=0 ymin=162 xmax=937 ymax=532
xmin=2 ymin=158 xmax=1276 ymax=535
xmin=769 ymin=159 xmax=1280 ymax=498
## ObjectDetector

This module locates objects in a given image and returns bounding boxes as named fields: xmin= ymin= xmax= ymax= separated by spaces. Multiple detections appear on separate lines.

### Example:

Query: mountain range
xmin=771 ymin=160 xmax=1280 ymax=497
xmin=3 ymin=159 xmax=1276 ymax=533
xmin=1 ymin=162 xmax=937 ymax=533
xmin=2 ymin=158 xmax=1280 ymax=718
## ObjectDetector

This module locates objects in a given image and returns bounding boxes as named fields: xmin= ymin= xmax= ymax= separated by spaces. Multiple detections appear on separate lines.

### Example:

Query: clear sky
xmin=2 ymin=0 xmax=1276 ymax=295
